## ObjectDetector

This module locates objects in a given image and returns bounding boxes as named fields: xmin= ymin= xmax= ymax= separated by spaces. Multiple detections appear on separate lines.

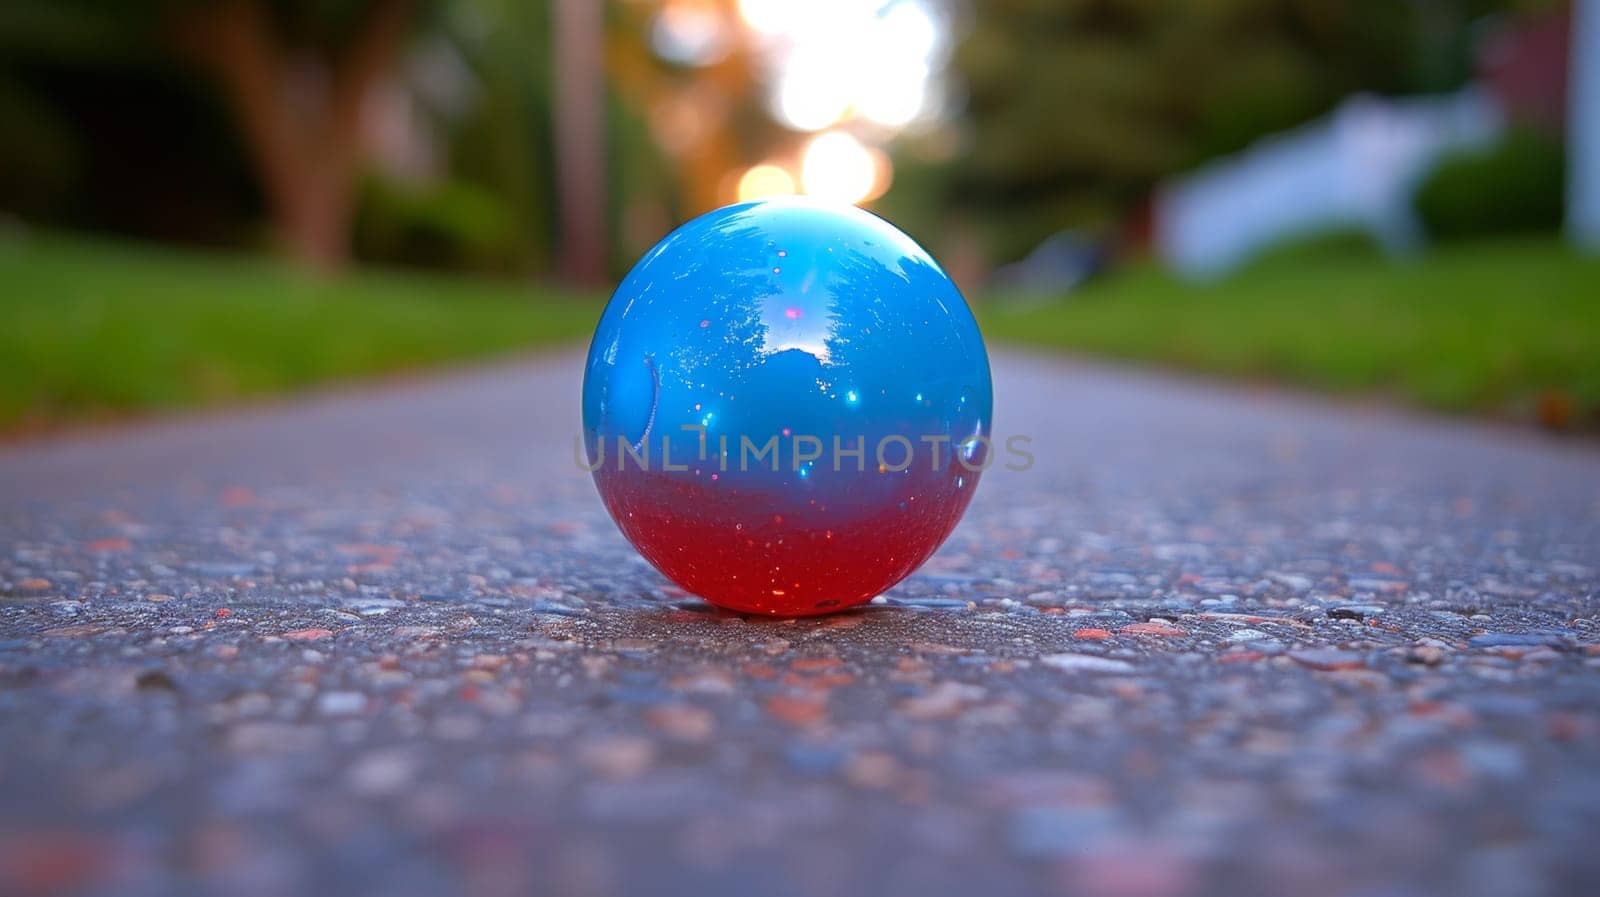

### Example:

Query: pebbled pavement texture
xmin=2 ymin=350 xmax=1598 ymax=897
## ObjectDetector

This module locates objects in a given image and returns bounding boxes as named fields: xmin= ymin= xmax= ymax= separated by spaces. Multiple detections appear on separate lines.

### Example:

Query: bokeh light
xmin=854 ymin=64 xmax=928 ymax=128
xmin=800 ymin=131 xmax=886 ymax=205
xmin=651 ymin=0 xmax=733 ymax=67
xmin=644 ymin=0 xmax=947 ymax=211
xmin=855 ymin=2 xmax=939 ymax=127
xmin=736 ymin=0 xmax=799 ymax=36
xmin=756 ymin=0 xmax=945 ymax=134
xmin=774 ymin=47 xmax=854 ymax=132
xmin=737 ymin=163 xmax=798 ymax=201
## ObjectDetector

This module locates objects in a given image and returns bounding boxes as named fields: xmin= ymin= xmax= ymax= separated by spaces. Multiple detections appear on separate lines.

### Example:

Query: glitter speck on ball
xmin=581 ymin=197 xmax=992 ymax=616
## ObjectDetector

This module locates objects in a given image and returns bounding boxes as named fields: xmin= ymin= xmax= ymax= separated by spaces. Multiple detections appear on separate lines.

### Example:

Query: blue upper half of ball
xmin=582 ymin=197 xmax=992 ymax=489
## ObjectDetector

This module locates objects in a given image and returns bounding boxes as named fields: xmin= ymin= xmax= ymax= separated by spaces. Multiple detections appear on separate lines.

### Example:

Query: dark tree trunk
xmin=553 ymin=0 xmax=608 ymax=284
xmin=173 ymin=0 xmax=411 ymax=271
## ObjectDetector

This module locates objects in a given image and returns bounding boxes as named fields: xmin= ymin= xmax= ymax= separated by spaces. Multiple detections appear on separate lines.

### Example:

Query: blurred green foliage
xmin=948 ymin=0 xmax=1410 ymax=260
xmin=353 ymin=172 xmax=519 ymax=272
xmin=0 ymin=0 xmax=255 ymax=242
xmin=1413 ymin=131 xmax=1566 ymax=241
xmin=438 ymin=0 xmax=558 ymax=272
xmin=943 ymin=0 xmax=1556 ymax=262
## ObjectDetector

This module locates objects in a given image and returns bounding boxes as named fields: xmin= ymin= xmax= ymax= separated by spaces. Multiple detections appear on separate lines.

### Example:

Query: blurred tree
xmin=170 ymin=0 xmax=422 ymax=270
xmin=0 ymin=0 xmax=682 ymax=279
xmin=1408 ymin=0 xmax=1568 ymax=92
xmin=553 ymin=0 xmax=608 ymax=283
xmin=0 ymin=0 xmax=430 ymax=270
xmin=947 ymin=0 xmax=1430 ymax=262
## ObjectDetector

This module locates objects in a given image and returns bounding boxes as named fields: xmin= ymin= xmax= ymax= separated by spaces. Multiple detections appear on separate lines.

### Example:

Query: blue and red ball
xmin=583 ymin=197 xmax=991 ymax=615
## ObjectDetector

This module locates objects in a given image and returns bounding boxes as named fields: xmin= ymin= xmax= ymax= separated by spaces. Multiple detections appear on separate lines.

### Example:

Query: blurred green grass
xmin=3 ymin=233 xmax=1597 ymax=434
xmin=982 ymin=239 xmax=1600 ymax=427
xmin=0 ymin=234 xmax=601 ymax=432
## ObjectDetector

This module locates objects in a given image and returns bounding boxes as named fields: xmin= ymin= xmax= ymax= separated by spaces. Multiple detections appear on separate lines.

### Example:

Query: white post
xmin=1570 ymin=0 xmax=1600 ymax=249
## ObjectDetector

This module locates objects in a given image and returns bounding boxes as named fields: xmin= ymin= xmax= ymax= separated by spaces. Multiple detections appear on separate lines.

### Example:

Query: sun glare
xmin=736 ymin=0 xmax=799 ymax=36
xmin=660 ymin=0 xmax=945 ymax=207
xmin=754 ymin=0 xmax=943 ymax=134
xmin=801 ymin=131 xmax=885 ymax=205
xmin=774 ymin=47 xmax=854 ymax=131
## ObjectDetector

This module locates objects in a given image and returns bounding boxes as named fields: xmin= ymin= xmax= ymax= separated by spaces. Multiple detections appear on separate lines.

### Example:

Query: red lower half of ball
xmin=593 ymin=466 xmax=979 ymax=616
